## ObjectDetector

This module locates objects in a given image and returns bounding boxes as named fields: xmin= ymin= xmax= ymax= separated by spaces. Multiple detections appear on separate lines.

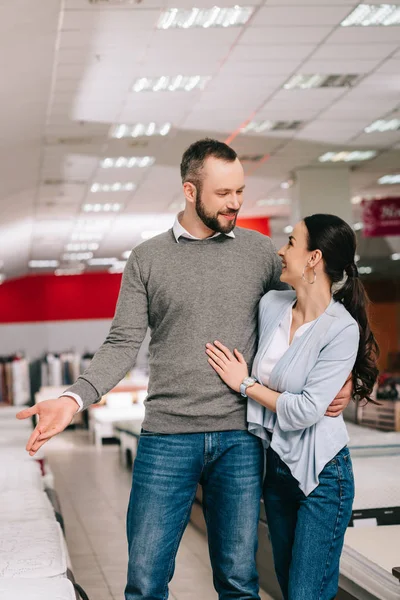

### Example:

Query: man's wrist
xmin=59 ymin=395 xmax=81 ymax=413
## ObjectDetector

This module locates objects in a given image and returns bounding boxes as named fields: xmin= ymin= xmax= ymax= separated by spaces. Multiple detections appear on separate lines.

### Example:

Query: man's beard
xmin=195 ymin=191 xmax=238 ymax=234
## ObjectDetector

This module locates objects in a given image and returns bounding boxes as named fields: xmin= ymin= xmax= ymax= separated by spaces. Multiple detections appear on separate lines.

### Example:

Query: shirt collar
xmin=173 ymin=213 xmax=235 ymax=243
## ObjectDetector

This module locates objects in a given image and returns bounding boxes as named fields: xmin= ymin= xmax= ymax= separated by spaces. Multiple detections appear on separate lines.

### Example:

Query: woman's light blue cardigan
xmin=248 ymin=290 xmax=360 ymax=495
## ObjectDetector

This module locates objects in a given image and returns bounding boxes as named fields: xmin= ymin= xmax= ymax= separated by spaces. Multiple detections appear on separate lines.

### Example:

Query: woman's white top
xmin=258 ymin=304 xmax=315 ymax=389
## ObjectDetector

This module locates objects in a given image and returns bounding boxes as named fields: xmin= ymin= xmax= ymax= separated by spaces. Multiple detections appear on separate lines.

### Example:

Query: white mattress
xmin=341 ymin=526 xmax=400 ymax=600
xmin=91 ymin=405 xmax=145 ymax=423
xmin=0 ymin=429 xmax=33 ymax=447
xmin=0 ymin=520 xmax=67 ymax=578
xmin=348 ymin=422 xmax=400 ymax=456
xmin=0 ymin=577 xmax=76 ymax=600
xmin=352 ymin=455 xmax=400 ymax=510
xmin=0 ymin=446 xmax=46 ymax=463
xmin=0 ymin=460 xmax=43 ymax=492
xmin=0 ymin=489 xmax=55 ymax=522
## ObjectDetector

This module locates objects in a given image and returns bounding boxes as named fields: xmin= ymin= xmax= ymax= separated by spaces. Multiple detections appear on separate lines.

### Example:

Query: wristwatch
xmin=240 ymin=376 xmax=257 ymax=398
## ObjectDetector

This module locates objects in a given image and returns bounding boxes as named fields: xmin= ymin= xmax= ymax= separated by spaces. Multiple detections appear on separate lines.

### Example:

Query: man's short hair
xmin=180 ymin=138 xmax=238 ymax=193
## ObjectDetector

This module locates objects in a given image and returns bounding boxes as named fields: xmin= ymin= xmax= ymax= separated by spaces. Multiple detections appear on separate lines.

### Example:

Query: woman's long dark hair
xmin=304 ymin=214 xmax=379 ymax=403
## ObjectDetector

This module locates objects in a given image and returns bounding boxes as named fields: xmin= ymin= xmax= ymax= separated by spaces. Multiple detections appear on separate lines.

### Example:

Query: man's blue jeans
xmin=264 ymin=446 xmax=354 ymax=600
xmin=125 ymin=430 xmax=264 ymax=600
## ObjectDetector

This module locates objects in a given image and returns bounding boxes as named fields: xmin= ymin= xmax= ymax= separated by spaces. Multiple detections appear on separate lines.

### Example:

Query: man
xmin=18 ymin=139 xmax=350 ymax=600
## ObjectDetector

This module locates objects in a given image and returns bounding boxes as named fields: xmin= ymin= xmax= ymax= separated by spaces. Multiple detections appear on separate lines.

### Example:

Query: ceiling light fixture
xmin=90 ymin=183 xmax=136 ymax=193
xmin=100 ymin=156 xmax=155 ymax=169
xmin=55 ymin=266 xmax=85 ymax=276
xmin=88 ymin=258 xmax=118 ymax=266
xmin=364 ymin=118 xmax=400 ymax=133
xmin=353 ymin=222 xmax=364 ymax=231
xmin=283 ymin=74 xmax=361 ymax=90
xmin=341 ymin=4 xmax=400 ymax=27
xmin=378 ymin=174 xmax=400 ymax=185
xmin=75 ymin=219 xmax=111 ymax=231
xmin=280 ymin=178 xmax=294 ymax=190
xmin=319 ymin=150 xmax=376 ymax=162
xmin=83 ymin=203 xmax=122 ymax=212
xmin=132 ymin=75 xmax=211 ymax=93
xmin=63 ymin=252 xmax=94 ymax=261
xmin=109 ymin=261 xmax=128 ymax=274
xmin=71 ymin=232 xmax=104 ymax=241
xmin=257 ymin=198 xmax=291 ymax=206
xmin=284 ymin=225 xmax=293 ymax=234
xmin=157 ymin=6 xmax=253 ymax=30
xmin=358 ymin=266 xmax=373 ymax=274
xmin=110 ymin=122 xmax=172 ymax=139
xmin=29 ymin=260 xmax=59 ymax=268
xmin=65 ymin=243 xmax=99 ymax=251
xmin=241 ymin=120 xmax=303 ymax=134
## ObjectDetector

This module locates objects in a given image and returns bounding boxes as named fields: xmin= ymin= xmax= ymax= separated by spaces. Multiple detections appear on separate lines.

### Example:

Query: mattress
xmin=114 ymin=419 xmax=142 ymax=436
xmin=91 ymin=405 xmax=145 ymax=424
xmin=0 ymin=429 xmax=33 ymax=447
xmin=0 ymin=460 xmax=43 ymax=491
xmin=0 ymin=489 xmax=55 ymax=522
xmin=0 ymin=520 xmax=67 ymax=578
xmin=0 ymin=577 xmax=76 ymax=600
xmin=348 ymin=422 xmax=400 ymax=456
xmin=341 ymin=526 xmax=400 ymax=600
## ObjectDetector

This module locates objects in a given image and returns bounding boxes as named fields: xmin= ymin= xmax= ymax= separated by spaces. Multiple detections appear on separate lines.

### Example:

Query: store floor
xmin=46 ymin=430 xmax=273 ymax=600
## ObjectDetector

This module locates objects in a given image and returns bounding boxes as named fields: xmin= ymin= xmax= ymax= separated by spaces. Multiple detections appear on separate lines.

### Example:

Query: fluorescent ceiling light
xmin=132 ymin=75 xmax=211 ymax=93
xmin=71 ymin=232 xmax=104 ymax=241
xmin=241 ymin=120 xmax=302 ymax=134
xmin=280 ymin=179 xmax=294 ymax=190
xmin=141 ymin=230 xmax=165 ymax=240
xmin=364 ymin=118 xmax=400 ymax=133
xmin=75 ymin=219 xmax=111 ymax=231
xmin=88 ymin=257 xmax=118 ymax=266
xmin=284 ymin=74 xmax=360 ymax=90
xmin=90 ymin=183 xmax=136 ymax=193
xmin=29 ymin=260 xmax=59 ymax=268
xmin=111 ymin=122 xmax=172 ymax=139
xmin=157 ymin=6 xmax=253 ymax=30
xmin=353 ymin=222 xmax=363 ymax=231
xmin=391 ymin=253 xmax=400 ymax=261
xmin=257 ymin=198 xmax=291 ymax=206
xmin=284 ymin=225 xmax=293 ymax=234
xmin=378 ymin=174 xmax=400 ymax=184
xmin=122 ymin=250 xmax=132 ymax=259
xmin=65 ymin=243 xmax=99 ymax=251
xmin=341 ymin=4 xmax=400 ymax=27
xmin=109 ymin=261 xmax=127 ymax=274
xmin=100 ymin=156 xmax=155 ymax=169
xmin=83 ymin=203 xmax=122 ymax=212
xmin=55 ymin=266 xmax=85 ymax=276
xmin=63 ymin=252 xmax=94 ymax=261
xmin=319 ymin=151 xmax=376 ymax=162
xmin=358 ymin=266 xmax=373 ymax=274
xmin=351 ymin=196 xmax=362 ymax=205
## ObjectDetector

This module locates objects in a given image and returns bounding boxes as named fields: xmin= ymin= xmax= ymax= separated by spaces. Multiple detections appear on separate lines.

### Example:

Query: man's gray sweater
xmin=66 ymin=227 xmax=285 ymax=433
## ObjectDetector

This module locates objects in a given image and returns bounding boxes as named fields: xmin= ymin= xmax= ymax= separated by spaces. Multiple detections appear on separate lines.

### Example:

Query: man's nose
xmin=227 ymin=194 xmax=241 ymax=210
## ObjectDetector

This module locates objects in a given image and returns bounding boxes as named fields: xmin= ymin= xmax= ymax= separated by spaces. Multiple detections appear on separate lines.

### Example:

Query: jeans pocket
xmin=342 ymin=452 xmax=354 ymax=481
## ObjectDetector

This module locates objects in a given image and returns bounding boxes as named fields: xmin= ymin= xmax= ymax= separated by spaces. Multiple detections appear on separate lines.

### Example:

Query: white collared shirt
xmin=173 ymin=213 xmax=235 ymax=243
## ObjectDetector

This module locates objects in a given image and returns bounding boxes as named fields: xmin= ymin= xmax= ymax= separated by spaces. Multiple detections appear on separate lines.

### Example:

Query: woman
xmin=205 ymin=214 xmax=379 ymax=600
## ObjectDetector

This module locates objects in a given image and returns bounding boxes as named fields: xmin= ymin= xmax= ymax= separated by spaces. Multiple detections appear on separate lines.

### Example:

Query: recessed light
xmin=110 ymin=122 xmax=172 ymax=139
xmin=364 ymin=118 xmax=400 ymax=133
xmin=358 ymin=266 xmax=373 ymax=274
xmin=83 ymin=203 xmax=122 ymax=212
xmin=63 ymin=252 xmax=94 ymax=261
xmin=65 ymin=243 xmax=99 ymax=251
xmin=391 ymin=253 xmax=400 ymax=261
xmin=257 ymin=198 xmax=291 ymax=206
xmin=90 ymin=183 xmax=136 ymax=193
xmin=351 ymin=196 xmax=362 ymax=205
xmin=280 ymin=179 xmax=294 ymax=190
xmin=132 ymin=75 xmax=211 ymax=93
xmin=284 ymin=225 xmax=293 ymax=234
xmin=88 ymin=258 xmax=118 ymax=266
xmin=353 ymin=222 xmax=363 ymax=231
xmin=284 ymin=74 xmax=361 ymax=90
xmin=378 ymin=174 xmax=400 ymax=185
xmin=341 ymin=4 xmax=400 ymax=27
xmin=319 ymin=151 xmax=376 ymax=162
xmin=100 ymin=156 xmax=155 ymax=169
xmin=29 ymin=260 xmax=59 ymax=268
xmin=157 ymin=7 xmax=253 ymax=30
xmin=241 ymin=120 xmax=303 ymax=134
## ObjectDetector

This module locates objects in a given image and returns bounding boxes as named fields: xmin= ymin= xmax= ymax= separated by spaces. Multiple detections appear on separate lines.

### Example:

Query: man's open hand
xmin=16 ymin=397 xmax=80 ymax=456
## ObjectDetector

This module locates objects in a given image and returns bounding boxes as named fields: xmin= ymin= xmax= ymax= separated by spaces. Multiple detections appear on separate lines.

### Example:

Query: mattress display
xmin=0 ymin=429 xmax=33 ymax=447
xmin=0 ymin=460 xmax=43 ymax=491
xmin=0 ymin=520 xmax=67 ymax=578
xmin=340 ymin=526 xmax=400 ymax=600
xmin=92 ymin=405 xmax=145 ymax=423
xmin=114 ymin=420 xmax=142 ymax=436
xmin=351 ymin=455 xmax=400 ymax=526
xmin=0 ymin=489 xmax=55 ymax=522
xmin=0 ymin=576 xmax=76 ymax=600
xmin=347 ymin=422 xmax=400 ymax=456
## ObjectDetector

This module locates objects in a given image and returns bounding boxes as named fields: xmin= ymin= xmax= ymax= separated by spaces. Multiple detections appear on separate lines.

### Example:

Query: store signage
xmin=362 ymin=197 xmax=400 ymax=237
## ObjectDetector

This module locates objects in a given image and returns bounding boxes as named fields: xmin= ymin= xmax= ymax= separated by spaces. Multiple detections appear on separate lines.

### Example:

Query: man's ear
xmin=183 ymin=182 xmax=196 ymax=205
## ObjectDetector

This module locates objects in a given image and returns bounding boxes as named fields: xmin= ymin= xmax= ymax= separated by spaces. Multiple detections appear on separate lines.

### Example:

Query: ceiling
xmin=1 ymin=0 xmax=400 ymax=279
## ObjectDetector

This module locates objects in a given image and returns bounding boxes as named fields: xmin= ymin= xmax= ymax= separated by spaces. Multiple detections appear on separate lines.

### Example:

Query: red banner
xmin=362 ymin=197 xmax=400 ymax=237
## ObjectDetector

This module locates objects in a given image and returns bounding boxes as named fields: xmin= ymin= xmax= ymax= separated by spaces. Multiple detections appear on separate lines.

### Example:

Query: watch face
xmin=244 ymin=377 xmax=254 ymax=385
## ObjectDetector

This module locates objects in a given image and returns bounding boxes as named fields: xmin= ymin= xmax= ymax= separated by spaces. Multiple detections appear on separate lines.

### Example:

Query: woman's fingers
xmin=214 ymin=340 xmax=234 ymax=360
xmin=208 ymin=358 xmax=224 ymax=377
xmin=206 ymin=343 xmax=229 ymax=364
xmin=234 ymin=349 xmax=246 ymax=364
xmin=206 ymin=348 xmax=226 ymax=369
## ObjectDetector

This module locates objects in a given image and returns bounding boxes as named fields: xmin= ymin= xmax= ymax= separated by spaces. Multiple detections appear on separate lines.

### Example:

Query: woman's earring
xmin=302 ymin=262 xmax=317 ymax=284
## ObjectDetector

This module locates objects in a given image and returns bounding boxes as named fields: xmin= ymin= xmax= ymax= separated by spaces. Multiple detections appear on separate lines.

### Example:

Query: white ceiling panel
xmin=327 ymin=27 xmax=400 ymax=45
xmin=151 ymin=28 xmax=241 ymax=47
xmin=300 ymin=59 xmax=383 ymax=74
xmin=375 ymin=58 xmax=400 ymax=75
xmin=310 ymin=44 xmax=399 ymax=61
xmin=62 ymin=9 xmax=159 ymax=30
xmin=239 ymin=25 xmax=332 ymax=45
xmin=252 ymin=5 xmax=352 ymax=27
xmin=219 ymin=59 xmax=304 ymax=76
xmin=350 ymin=131 xmax=400 ymax=149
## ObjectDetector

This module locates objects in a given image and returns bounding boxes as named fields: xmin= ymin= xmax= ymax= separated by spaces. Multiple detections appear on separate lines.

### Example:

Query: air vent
xmin=271 ymin=120 xmax=303 ymax=131
xmin=127 ymin=140 xmax=149 ymax=148
xmin=238 ymin=154 xmax=264 ymax=163
xmin=284 ymin=74 xmax=361 ymax=90
xmin=240 ymin=120 xmax=304 ymax=134
xmin=56 ymin=136 xmax=95 ymax=145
